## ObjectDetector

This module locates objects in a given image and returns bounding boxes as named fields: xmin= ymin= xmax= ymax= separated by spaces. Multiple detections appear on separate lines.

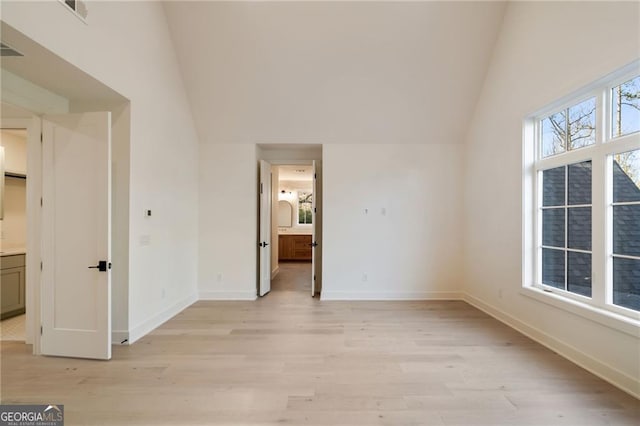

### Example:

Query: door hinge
xmin=40 ymin=197 xmax=43 ymax=207
xmin=40 ymin=261 xmax=43 ymax=271
xmin=260 ymin=182 xmax=263 ymax=194
xmin=314 ymin=173 xmax=317 ymax=179
xmin=314 ymin=207 xmax=317 ymax=213
xmin=314 ymin=274 xmax=316 ymax=281
xmin=40 ymin=325 xmax=43 ymax=335
xmin=40 ymin=133 xmax=43 ymax=143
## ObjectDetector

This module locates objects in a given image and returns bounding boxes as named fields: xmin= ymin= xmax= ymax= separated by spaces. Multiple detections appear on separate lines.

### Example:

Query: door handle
xmin=88 ymin=260 xmax=111 ymax=272
xmin=259 ymin=242 xmax=270 ymax=247
xmin=310 ymin=241 xmax=318 ymax=247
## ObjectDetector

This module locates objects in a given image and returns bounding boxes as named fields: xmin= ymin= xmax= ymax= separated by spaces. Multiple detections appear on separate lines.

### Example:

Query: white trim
xmin=128 ymin=292 xmax=197 ymax=344
xmin=521 ymin=286 xmax=639 ymax=337
xmin=320 ymin=291 xmax=463 ymax=301
xmin=199 ymin=291 xmax=257 ymax=301
xmin=464 ymin=292 xmax=640 ymax=400
xmin=271 ymin=265 xmax=279 ymax=280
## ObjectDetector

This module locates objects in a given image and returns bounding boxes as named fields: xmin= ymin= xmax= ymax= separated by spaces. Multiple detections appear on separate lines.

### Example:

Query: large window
xmin=527 ymin=65 xmax=640 ymax=320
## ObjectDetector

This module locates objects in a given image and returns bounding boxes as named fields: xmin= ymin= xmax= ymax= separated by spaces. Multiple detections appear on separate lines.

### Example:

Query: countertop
xmin=0 ymin=247 xmax=27 ymax=256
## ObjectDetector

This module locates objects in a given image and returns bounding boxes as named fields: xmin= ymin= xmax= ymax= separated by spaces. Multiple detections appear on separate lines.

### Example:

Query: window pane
xmin=567 ymin=251 xmax=591 ymax=297
xmin=567 ymin=207 xmax=591 ymax=251
xmin=613 ymin=205 xmax=640 ymax=257
xmin=567 ymin=98 xmax=596 ymax=150
xmin=568 ymin=161 xmax=592 ymax=205
xmin=613 ymin=257 xmax=640 ymax=311
xmin=613 ymin=149 xmax=640 ymax=203
xmin=543 ymin=208 xmax=565 ymax=247
xmin=541 ymin=111 xmax=566 ymax=157
xmin=543 ymin=166 xmax=565 ymax=207
xmin=542 ymin=248 xmax=565 ymax=288
xmin=298 ymin=192 xmax=313 ymax=225
xmin=611 ymin=75 xmax=640 ymax=138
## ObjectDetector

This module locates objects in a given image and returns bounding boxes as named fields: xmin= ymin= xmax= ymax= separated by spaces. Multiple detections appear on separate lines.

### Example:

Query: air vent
xmin=0 ymin=43 xmax=23 ymax=57
xmin=61 ymin=0 xmax=88 ymax=20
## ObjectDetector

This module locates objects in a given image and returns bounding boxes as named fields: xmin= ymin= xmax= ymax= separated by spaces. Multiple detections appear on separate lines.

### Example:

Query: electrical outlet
xmin=139 ymin=235 xmax=151 ymax=246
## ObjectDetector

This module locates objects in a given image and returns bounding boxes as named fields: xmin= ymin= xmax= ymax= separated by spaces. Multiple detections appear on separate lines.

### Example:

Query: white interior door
xmin=41 ymin=112 xmax=111 ymax=360
xmin=311 ymin=160 xmax=317 ymax=297
xmin=259 ymin=160 xmax=272 ymax=296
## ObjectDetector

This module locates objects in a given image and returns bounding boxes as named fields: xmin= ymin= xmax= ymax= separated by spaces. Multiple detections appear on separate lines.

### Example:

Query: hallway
xmin=270 ymin=261 xmax=312 ymax=294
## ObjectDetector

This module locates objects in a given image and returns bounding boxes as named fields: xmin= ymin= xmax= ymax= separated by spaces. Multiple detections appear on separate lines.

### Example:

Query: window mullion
xmin=591 ymin=151 xmax=607 ymax=308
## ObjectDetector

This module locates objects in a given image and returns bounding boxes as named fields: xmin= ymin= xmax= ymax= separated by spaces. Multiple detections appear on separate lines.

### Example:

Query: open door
xmin=311 ymin=160 xmax=317 ymax=297
xmin=41 ymin=112 xmax=111 ymax=360
xmin=258 ymin=160 xmax=272 ymax=296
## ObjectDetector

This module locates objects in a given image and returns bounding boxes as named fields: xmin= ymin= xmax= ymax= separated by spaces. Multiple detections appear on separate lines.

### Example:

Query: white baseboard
xmin=271 ymin=266 xmax=280 ymax=280
xmin=112 ymin=330 xmax=129 ymax=345
xmin=199 ymin=291 xmax=257 ymax=301
xmin=128 ymin=292 xmax=198 ymax=344
xmin=321 ymin=291 xmax=463 ymax=301
xmin=463 ymin=292 xmax=640 ymax=400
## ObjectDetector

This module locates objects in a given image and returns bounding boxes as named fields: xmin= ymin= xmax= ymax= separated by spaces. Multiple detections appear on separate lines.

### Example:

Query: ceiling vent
xmin=61 ymin=0 xmax=88 ymax=20
xmin=0 ymin=43 xmax=23 ymax=57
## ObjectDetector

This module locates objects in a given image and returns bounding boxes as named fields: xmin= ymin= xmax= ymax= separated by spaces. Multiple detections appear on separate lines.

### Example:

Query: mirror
xmin=278 ymin=200 xmax=293 ymax=227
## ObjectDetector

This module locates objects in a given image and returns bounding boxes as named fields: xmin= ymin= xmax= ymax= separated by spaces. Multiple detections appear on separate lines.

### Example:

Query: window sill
xmin=520 ymin=286 xmax=640 ymax=338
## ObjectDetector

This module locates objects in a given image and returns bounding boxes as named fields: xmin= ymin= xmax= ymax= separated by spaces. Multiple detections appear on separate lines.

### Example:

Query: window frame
xmin=297 ymin=191 xmax=313 ymax=226
xmin=523 ymin=60 xmax=640 ymax=333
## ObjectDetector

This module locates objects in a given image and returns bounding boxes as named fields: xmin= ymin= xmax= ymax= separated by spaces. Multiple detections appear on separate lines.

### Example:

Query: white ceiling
xmin=163 ymin=1 xmax=507 ymax=145
xmin=278 ymin=165 xmax=313 ymax=181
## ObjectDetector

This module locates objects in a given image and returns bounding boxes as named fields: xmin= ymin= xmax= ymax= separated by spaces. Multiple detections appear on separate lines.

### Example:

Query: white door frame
xmin=0 ymin=116 xmax=42 ymax=353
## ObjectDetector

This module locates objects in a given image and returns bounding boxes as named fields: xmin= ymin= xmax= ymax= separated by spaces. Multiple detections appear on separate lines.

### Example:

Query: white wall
xmin=462 ymin=1 xmax=640 ymax=396
xmin=0 ymin=130 xmax=27 ymax=175
xmin=323 ymin=144 xmax=464 ymax=300
xmin=199 ymin=144 xmax=257 ymax=300
xmin=1 ymin=1 xmax=200 ymax=341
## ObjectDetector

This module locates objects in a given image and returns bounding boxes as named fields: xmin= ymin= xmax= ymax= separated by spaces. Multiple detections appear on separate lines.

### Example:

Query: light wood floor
xmin=1 ymin=263 xmax=638 ymax=425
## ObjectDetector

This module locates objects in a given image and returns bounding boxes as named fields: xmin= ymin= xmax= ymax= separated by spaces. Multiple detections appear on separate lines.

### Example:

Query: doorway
xmin=0 ymin=127 xmax=28 ymax=342
xmin=272 ymin=164 xmax=314 ymax=294
xmin=256 ymin=144 xmax=323 ymax=299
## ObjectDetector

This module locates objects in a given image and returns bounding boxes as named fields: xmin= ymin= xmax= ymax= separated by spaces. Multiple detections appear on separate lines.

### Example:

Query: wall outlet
xmin=139 ymin=235 xmax=151 ymax=246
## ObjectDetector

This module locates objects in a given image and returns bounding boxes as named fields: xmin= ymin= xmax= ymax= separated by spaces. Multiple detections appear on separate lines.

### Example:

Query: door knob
xmin=88 ymin=260 xmax=111 ymax=272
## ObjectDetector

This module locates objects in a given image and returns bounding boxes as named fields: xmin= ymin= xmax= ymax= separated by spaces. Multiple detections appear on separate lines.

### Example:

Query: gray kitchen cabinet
xmin=1 ymin=254 xmax=26 ymax=320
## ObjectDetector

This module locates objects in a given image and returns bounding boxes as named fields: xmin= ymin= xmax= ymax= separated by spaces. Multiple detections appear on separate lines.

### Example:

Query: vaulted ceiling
xmin=163 ymin=1 xmax=507 ymax=145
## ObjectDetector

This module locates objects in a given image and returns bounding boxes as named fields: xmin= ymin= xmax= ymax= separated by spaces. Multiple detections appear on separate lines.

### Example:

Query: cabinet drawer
xmin=0 ymin=254 xmax=25 ymax=269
